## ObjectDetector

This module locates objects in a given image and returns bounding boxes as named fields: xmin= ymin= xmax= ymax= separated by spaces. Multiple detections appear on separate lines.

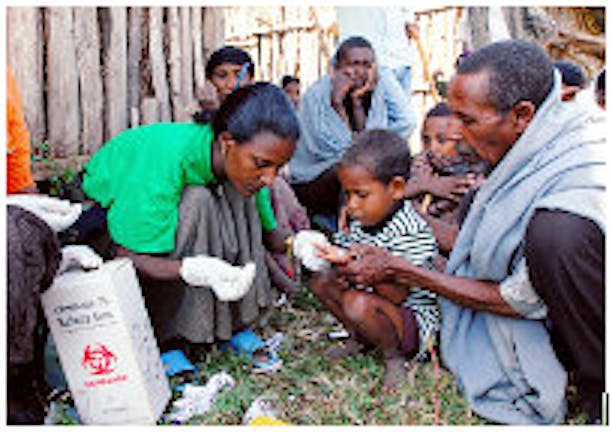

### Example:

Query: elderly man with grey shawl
xmin=288 ymin=36 xmax=417 ymax=220
xmin=332 ymin=40 xmax=605 ymax=424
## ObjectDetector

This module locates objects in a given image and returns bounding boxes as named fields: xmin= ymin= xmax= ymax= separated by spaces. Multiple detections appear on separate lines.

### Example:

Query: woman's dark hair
xmin=425 ymin=102 xmax=452 ymax=120
xmin=339 ymin=129 xmax=410 ymax=183
xmin=456 ymin=40 xmax=554 ymax=113
xmin=281 ymin=75 xmax=300 ymax=88
xmin=212 ymin=82 xmax=300 ymax=144
xmin=332 ymin=36 xmax=374 ymax=68
xmin=205 ymin=46 xmax=254 ymax=78
xmin=554 ymin=60 xmax=586 ymax=88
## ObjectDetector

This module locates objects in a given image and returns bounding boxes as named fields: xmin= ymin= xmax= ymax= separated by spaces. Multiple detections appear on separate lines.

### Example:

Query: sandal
xmin=223 ymin=329 xmax=282 ymax=373
xmin=160 ymin=349 xmax=197 ymax=377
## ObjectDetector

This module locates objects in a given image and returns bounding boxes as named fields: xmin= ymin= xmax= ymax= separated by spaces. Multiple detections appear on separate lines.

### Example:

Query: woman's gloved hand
xmin=292 ymin=230 xmax=331 ymax=272
xmin=6 ymin=194 xmax=82 ymax=232
xmin=57 ymin=245 xmax=104 ymax=275
xmin=180 ymin=255 xmax=256 ymax=302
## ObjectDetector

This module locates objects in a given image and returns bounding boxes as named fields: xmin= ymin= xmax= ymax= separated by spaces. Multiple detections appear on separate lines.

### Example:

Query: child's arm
xmin=417 ymin=207 xmax=460 ymax=255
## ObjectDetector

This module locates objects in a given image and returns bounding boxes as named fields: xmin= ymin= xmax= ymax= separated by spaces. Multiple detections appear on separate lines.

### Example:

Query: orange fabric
xmin=6 ymin=68 xmax=35 ymax=194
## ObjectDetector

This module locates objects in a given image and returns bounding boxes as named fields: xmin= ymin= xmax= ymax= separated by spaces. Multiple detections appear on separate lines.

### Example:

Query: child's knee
xmin=341 ymin=290 xmax=370 ymax=322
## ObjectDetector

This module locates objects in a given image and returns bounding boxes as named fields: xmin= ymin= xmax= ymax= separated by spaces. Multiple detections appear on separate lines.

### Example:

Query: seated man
xmin=288 ymin=36 xmax=417 ymax=223
xmin=333 ymin=40 xmax=605 ymax=424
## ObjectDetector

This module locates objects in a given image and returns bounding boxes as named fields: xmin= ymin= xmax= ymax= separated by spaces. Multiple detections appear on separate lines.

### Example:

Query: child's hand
xmin=337 ymin=205 xmax=350 ymax=235
xmin=313 ymin=243 xmax=351 ymax=265
xmin=424 ymin=174 xmax=475 ymax=202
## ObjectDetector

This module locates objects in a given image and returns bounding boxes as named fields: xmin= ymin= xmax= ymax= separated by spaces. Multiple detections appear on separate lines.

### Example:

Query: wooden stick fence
xmin=7 ymin=6 xmax=226 ymax=174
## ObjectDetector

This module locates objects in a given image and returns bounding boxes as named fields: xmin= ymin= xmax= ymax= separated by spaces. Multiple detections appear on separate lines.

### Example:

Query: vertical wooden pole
xmin=128 ymin=7 xmax=144 ymax=128
xmin=149 ymin=7 xmax=172 ymax=122
xmin=74 ymin=7 xmax=103 ymax=154
xmin=141 ymin=97 xmax=160 ymax=125
xmin=46 ymin=7 xmax=80 ymax=157
xmin=180 ymin=7 xmax=195 ymax=121
xmin=168 ymin=7 xmax=182 ymax=120
xmin=7 ymin=6 xmax=46 ymax=147
xmin=192 ymin=7 xmax=206 ymax=99
xmin=271 ymin=31 xmax=279 ymax=83
xmin=100 ymin=7 xmax=128 ymax=141
xmin=203 ymin=7 xmax=225 ymax=59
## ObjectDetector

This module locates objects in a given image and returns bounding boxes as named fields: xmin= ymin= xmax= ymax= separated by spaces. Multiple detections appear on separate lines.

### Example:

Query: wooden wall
xmin=7 ymin=6 xmax=225 ymax=174
xmin=7 ymin=6 xmax=603 ymax=176
xmin=223 ymin=6 xmax=337 ymax=91
xmin=409 ymin=7 xmax=465 ymax=152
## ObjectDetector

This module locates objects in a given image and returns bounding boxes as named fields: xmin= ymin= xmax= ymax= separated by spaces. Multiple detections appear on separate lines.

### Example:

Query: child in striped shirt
xmin=310 ymin=129 xmax=439 ymax=390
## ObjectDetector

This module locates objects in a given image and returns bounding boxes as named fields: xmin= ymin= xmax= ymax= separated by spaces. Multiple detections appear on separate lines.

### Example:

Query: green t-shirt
xmin=83 ymin=123 xmax=277 ymax=253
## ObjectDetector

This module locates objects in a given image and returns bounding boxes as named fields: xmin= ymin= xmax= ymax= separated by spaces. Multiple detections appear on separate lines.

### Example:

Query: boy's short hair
xmin=333 ymin=36 xmax=374 ymax=68
xmin=339 ymin=129 xmax=410 ymax=183
xmin=425 ymin=102 xmax=452 ymax=120
xmin=281 ymin=75 xmax=299 ymax=88
xmin=554 ymin=61 xmax=586 ymax=88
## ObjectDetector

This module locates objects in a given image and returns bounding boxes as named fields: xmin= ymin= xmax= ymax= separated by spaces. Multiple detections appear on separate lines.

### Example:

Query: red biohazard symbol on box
xmin=81 ymin=342 xmax=117 ymax=375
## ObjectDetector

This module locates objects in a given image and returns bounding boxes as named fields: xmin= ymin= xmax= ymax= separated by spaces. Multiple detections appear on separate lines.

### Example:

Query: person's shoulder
xmin=303 ymin=75 xmax=330 ymax=95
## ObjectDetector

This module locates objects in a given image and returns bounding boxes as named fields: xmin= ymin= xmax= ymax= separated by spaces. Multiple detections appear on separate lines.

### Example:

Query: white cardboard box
xmin=41 ymin=258 xmax=171 ymax=425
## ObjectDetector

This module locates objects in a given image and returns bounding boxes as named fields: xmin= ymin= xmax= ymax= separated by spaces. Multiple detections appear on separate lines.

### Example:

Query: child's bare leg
xmin=342 ymin=290 xmax=418 ymax=389
xmin=309 ymin=270 xmax=365 ymax=359
xmin=309 ymin=269 xmax=349 ymax=320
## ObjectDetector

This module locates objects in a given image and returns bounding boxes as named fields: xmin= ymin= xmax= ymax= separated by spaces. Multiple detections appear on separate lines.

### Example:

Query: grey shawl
xmin=141 ymin=182 xmax=273 ymax=343
xmin=288 ymin=68 xmax=416 ymax=183
xmin=441 ymin=73 xmax=606 ymax=424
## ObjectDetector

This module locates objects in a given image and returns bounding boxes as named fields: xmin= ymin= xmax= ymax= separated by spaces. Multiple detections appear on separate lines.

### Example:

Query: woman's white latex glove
xmin=293 ymin=230 xmax=331 ymax=272
xmin=57 ymin=245 xmax=103 ymax=275
xmin=6 ymin=194 xmax=82 ymax=232
xmin=179 ymin=255 xmax=256 ymax=302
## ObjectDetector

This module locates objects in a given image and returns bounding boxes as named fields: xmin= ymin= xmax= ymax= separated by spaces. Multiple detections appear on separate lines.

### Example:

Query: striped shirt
xmin=333 ymin=199 xmax=440 ymax=359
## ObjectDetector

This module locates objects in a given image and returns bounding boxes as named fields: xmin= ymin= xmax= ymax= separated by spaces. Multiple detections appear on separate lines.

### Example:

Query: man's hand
xmin=330 ymin=67 xmax=354 ymax=107
xmin=335 ymin=244 xmax=398 ymax=286
xmin=351 ymin=65 xmax=377 ymax=100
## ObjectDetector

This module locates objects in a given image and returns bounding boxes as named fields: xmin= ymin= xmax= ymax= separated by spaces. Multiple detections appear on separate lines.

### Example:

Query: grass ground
xmin=159 ymin=284 xmax=486 ymax=426
xmin=49 ymin=283 xmax=588 ymax=426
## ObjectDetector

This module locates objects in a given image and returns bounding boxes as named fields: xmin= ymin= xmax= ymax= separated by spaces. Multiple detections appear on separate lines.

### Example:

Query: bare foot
xmin=382 ymin=356 xmax=409 ymax=390
xmin=324 ymin=337 xmax=364 ymax=361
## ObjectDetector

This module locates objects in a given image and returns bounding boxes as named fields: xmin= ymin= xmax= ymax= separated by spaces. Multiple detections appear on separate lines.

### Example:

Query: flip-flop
xmin=224 ymin=329 xmax=266 ymax=355
xmin=223 ymin=329 xmax=282 ymax=372
xmin=160 ymin=349 xmax=197 ymax=377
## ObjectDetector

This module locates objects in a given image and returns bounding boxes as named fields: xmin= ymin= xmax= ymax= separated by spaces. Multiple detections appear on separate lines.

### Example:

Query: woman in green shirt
xmin=83 ymin=83 xmax=299 ymax=338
